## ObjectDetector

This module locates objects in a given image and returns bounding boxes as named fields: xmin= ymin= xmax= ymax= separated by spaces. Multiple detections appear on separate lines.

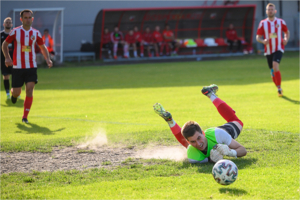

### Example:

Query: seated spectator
xmin=163 ymin=24 xmax=180 ymax=56
xmin=152 ymin=26 xmax=165 ymax=57
xmin=133 ymin=26 xmax=144 ymax=57
xmin=226 ymin=24 xmax=242 ymax=52
xmin=124 ymin=29 xmax=137 ymax=58
xmin=42 ymin=29 xmax=55 ymax=56
xmin=102 ymin=27 xmax=113 ymax=58
xmin=142 ymin=27 xmax=154 ymax=57
xmin=111 ymin=26 xmax=125 ymax=59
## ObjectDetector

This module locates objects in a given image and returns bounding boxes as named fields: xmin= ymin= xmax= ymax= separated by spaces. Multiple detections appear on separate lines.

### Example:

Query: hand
xmin=216 ymin=144 xmax=237 ymax=158
xmin=262 ymin=39 xmax=269 ymax=45
xmin=282 ymin=38 xmax=288 ymax=46
xmin=46 ymin=59 xmax=53 ymax=68
xmin=5 ymin=58 xmax=13 ymax=67
xmin=210 ymin=149 xmax=223 ymax=163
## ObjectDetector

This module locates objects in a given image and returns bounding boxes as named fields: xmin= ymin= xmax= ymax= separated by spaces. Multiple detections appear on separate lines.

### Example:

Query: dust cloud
xmin=135 ymin=146 xmax=187 ymax=161
xmin=77 ymin=128 xmax=108 ymax=149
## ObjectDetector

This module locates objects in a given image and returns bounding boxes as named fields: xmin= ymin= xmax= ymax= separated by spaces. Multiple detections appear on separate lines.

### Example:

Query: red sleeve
xmin=281 ymin=20 xmax=288 ymax=33
xmin=36 ymin=31 xmax=44 ymax=45
xmin=256 ymin=21 xmax=264 ymax=35
xmin=5 ymin=30 xmax=16 ymax=43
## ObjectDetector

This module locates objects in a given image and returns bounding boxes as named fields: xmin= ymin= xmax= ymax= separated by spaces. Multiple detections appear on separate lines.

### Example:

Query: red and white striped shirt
xmin=256 ymin=17 xmax=288 ymax=55
xmin=5 ymin=26 xmax=44 ymax=69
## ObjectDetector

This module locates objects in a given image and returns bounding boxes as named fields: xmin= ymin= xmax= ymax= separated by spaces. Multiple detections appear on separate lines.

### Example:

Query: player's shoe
xmin=22 ymin=118 xmax=29 ymax=123
xmin=11 ymin=96 xmax=17 ymax=104
xmin=6 ymin=94 xmax=10 ymax=100
xmin=153 ymin=103 xmax=172 ymax=122
xmin=278 ymin=88 xmax=283 ymax=97
xmin=201 ymin=84 xmax=219 ymax=97
xmin=113 ymin=55 xmax=118 ymax=60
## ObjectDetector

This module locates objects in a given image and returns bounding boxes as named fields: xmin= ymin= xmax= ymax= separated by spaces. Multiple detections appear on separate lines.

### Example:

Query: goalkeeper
xmin=153 ymin=84 xmax=247 ymax=163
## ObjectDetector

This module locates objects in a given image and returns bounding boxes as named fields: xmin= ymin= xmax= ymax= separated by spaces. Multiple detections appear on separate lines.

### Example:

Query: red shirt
xmin=102 ymin=32 xmax=111 ymax=44
xmin=143 ymin=32 xmax=153 ymax=43
xmin=125 ymin=33 xmax=135 ymax=44
xmin=163 ymin=30 xmax=174 ymax=42
xmin=133 ymin=31 xmax=143 ymax=42
xmin=152 ymin=31 xmax=163 ymax=43
xmin=5 ymin=26 xmax=44 ymax=69
xmin=257 ymin=17 xmax=288 ymax=55
xmin=226 ymin=29 xmax=238 ymax=41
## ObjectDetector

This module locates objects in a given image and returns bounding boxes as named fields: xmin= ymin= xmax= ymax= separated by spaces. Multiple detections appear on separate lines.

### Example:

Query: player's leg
xmin=113 ymin=42 xmax=118 ymax=59
xmin=153 ymin=103 xmax=189 ymax=148
xmin=153 ymin=43 xmax=159 ymax=56
xmin=139 ymin=41 xmax=144 ymax=57
xmin=3 ymin=74 xmax=10 ymax=99
xmin=11 ymin=68 xmax=23 ymax=104
xmin=202 ymin=84 xmax=243 ymax=139
xmin=227 ymin=40 xmax=234 ymax=52
xmin=123 ymin=42 xmax=129 ymax=58
xmin=133 ymin=43 xmax=138 ymax=58
xmin=272 ymin=51 xmax=283 ymax=97
xmin=266 ymin=54 xmax=277 ymax=88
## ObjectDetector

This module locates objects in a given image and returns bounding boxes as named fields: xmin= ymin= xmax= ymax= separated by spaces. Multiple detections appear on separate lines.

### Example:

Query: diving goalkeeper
xmin=153 ymin=84 xmax=247 ymax=163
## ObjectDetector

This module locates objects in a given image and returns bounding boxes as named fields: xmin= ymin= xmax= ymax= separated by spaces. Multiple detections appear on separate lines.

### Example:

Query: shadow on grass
xmin=281 ymin=96 xmax=300 ymax=104
xmin=1 ymin=98 xmax=24 ymax=108
xmin=219 ymin=188 xmax=248 ymax=196
xmin=178 ymin=158 xmax=258 ymax=174
xmin=15 ymin=123 xmax=65 ymax=135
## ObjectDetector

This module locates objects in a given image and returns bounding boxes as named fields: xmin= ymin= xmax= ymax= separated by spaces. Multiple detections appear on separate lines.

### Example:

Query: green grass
xmin=1 ymin=53 xmax=299 ymax=199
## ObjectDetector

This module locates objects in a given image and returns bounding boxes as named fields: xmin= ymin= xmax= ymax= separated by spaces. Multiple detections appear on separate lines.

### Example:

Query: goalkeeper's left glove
xmin=215 ymin=144 xmax=237 ymax=158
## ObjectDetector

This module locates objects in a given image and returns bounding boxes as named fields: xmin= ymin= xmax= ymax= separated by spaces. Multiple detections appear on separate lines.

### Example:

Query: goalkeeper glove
xmin=215 ymin=144 xmax=237 ymax=158
xmin=210 ymin=149 xmax=223 ymax=163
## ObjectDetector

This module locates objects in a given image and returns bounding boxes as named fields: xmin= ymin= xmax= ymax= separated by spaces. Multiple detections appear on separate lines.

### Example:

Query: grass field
xmin=1 ymin=53 xmax=299 ymax=199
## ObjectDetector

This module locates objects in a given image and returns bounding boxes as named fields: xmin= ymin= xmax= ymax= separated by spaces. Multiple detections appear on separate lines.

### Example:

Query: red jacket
xmin=226 ymin=29 xmax=238 ymax=41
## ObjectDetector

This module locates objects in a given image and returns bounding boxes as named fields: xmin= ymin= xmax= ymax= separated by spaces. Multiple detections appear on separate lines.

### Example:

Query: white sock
xmin=134 ymin=51 xmax=137 ymax=57
xmin=209 ymin=93 xmax=217 ymax=102
xmin=167 ymin=119 xmax=176 ymax=128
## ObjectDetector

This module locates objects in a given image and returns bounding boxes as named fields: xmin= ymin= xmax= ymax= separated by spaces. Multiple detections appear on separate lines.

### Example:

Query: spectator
xmin=226 ymin=24 xmax=241 ymax=52
xmin=42 ymin=29 xmax=55 ymax=56
xmin=142 ymin=27 xmax=154 ymax=57
xmin=152 ymin=26 xmax=165 ymax=57
xmin=133 ymin=26 xmax=144 ymax=57
xmin=102 ymin=27 xmax=112 ymax=58
xmin=110 ymin=26 xmax=124 ymax=59
xmin=163 ymin=24 xmax=180 ymax=56
xmin=124 ymin=29 xmax=137 ymax=58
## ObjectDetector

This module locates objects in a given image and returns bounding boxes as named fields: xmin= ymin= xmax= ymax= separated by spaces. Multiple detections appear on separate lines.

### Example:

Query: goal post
xmin=12 ymin=8 xmax=64 ymax=63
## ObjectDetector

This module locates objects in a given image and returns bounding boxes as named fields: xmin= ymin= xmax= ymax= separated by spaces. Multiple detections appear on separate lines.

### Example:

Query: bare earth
xmin=0 ymin=145 xmax=187 ymax=174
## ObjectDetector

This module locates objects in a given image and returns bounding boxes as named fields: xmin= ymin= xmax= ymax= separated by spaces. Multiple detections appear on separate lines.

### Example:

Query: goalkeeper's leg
xmin=202 ymin=85 xmax=243 ymax=139
xmin=153 ymin=103 xmax=189 ymax=148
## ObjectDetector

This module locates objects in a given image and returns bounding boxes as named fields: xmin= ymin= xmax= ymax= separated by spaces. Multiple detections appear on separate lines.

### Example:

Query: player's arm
xmin=39 ymin=44 xmax=53 ymax=68
xmin=1 ymin=41 xmax=13 ymax=67
xmin=282 ymin=30 xmax=290 ymax=45
xmin=228 ymin=139 xmax=247 ymax=157
xmin=256 ymin=35 xmax=268 ymax=45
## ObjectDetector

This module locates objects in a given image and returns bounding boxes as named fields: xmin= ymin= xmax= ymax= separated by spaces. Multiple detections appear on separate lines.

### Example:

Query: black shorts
xmin=1 ymin=62 xmax=12 ymax=76
xmin=218 ymin=122 xmax=241 ymax=139
xmin=12 ymin=68 xmax=38 ymax=88
xmin=266 ymin=51 xmax=283 ymax=69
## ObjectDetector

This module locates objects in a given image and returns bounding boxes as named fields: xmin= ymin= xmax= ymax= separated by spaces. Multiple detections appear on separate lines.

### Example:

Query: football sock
xmin=113 ymin=43 xmax=118 ymax=56
xmin=23 ymin=96 xmax=33 ymax=119
xmin=123 ymin=44 xmax=128 ymax=56
xmin=209 ymin=93 xmax=218 ymax=102
xmin=4 ymin=79 xmax=9 ymax=95
xmin=169 ymin=123 xmax=189 ymax=148
xmin=134 ymin=51 xmax=137 ymax=57
xmin=274 ymin=71 xmax=281 ymax=89
xmin=212 ymin=98 xmax=243 ymax=127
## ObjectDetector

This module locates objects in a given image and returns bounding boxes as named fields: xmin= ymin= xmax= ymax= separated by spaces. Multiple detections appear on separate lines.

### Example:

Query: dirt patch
xmin=0 ymin=145 xmax=187 ymax=174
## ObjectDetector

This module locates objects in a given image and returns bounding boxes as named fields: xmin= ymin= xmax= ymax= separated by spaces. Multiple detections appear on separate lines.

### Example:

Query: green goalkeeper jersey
xmin=186 ymin=127 xmax=218 ymax=161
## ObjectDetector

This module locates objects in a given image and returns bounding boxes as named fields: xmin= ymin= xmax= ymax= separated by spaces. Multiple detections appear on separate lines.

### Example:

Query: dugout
xmin=93 ymin=5 xmax=256 ymax=59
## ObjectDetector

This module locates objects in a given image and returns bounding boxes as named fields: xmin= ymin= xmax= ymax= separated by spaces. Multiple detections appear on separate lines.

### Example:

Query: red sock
xmin=170 ymin=123 xmax=189 ymax=148
xmin=272 ymin=76 xmax=277 ymax=86
xmin=140 ymin=45 xmax=144 ymax=54
xmin=212 ymin=98 xmax=243 ymax=127
xmin=274 ymin=71 xmax=281 ymax=88
xmin=23 ymin=96 xmax=33 ymax=119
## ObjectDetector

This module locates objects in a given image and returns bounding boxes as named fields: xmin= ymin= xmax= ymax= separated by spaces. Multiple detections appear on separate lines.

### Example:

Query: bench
xmin=63 ymin=52 xmax=95 ymax=62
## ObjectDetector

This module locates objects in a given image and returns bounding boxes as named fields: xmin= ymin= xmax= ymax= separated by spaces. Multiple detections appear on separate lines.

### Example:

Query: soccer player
xmin=152 ymin=26 xmax=165 ymax=57
xmin=226 ymin=24 xmax=241 ymax=52
xmin=162 ymin=24 xmax=180 ymax=56
xmin=102 ymin=27 xmax=113 ymax=58
xmin=133 ymin=26 xmax=144 ymax=57
xmin=124 ymin=29 xmax=137 ymax=58
xmin=256 ymin=3 xmax=289 ymax=97
xmin=2 ymin=9 xmax=53 ymax=123
xmin=142 ymin=27 xmax=154 ymax=57
xmin=110 ymin=26 xmax=124 ymax=59
xmin=154 ymin=84 xmax=247 ymax=163
xmin=1 ymin=17 xmax=14 ymax=99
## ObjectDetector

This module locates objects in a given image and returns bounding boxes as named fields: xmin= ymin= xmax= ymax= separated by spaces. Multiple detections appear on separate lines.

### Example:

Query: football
xmin=212 ymin=159 xmax=238 ymax=185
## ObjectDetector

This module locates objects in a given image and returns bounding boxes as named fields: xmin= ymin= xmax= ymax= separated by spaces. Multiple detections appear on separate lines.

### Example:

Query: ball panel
xmin=212 ymin=159 xmax=238 ymax=185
